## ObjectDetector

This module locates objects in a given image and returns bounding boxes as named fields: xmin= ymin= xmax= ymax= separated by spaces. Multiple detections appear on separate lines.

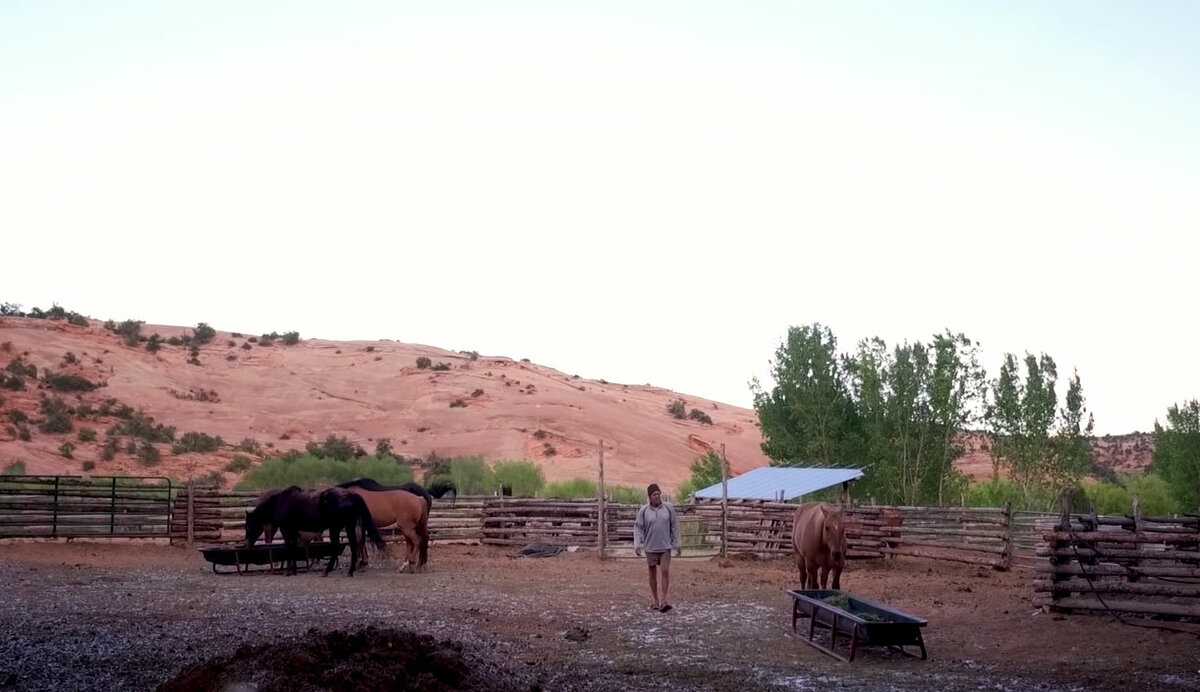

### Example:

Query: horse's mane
xmin=337 ymin=477 xmax=433 ymax=510
xmin=250 ymin=485 xmax=302 ymax=516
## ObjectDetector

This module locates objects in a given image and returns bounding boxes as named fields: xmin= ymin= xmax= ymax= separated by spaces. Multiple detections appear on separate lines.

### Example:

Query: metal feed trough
xmin=787 ymin=589 xmax=928 ymax=663
xmin=199 ymin=541 xmax=346 ymax=575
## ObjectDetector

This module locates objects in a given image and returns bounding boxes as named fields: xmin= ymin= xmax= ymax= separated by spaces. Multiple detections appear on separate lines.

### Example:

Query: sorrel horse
xmin=336 ymin=479 xmax=432 ymax=573
xmin=792 ymin=502 xmax=847 ymax=590
xmin=245 ymin=486 xmax=386 ymax=576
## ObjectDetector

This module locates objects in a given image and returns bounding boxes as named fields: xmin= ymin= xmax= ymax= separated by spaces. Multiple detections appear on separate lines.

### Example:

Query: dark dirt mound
xmin=157 ymin=626 xmax=538 ymax=692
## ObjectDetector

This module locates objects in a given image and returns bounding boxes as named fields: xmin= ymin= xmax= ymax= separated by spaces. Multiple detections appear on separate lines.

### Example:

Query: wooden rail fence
xmin=0 ymin=475 xmax=174 ymax=539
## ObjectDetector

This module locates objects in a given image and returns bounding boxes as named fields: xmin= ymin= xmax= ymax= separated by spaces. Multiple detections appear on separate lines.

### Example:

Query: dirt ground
xmin=0 ymin=541 xmax=1197 ymax=691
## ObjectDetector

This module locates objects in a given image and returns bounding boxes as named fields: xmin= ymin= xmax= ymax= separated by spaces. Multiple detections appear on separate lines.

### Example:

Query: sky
xmin=2 ymin=1 xmax=1198 ymax=435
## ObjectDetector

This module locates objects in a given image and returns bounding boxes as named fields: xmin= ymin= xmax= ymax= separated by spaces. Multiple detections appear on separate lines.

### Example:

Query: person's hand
xmin=635 ymin=547 xmax=643 ymax=557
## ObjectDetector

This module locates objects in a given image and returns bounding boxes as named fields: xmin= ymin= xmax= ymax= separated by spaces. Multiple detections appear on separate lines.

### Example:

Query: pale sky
xmin=3 ymin=2 xmax=1198 ymax=435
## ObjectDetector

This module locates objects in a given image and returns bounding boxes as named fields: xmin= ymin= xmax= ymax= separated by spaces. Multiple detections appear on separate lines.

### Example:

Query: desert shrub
xmin=0 ymin=374 xmax=24 ymax=391
xmin=226 ymin=455 xmax=254 ymax=473
xmin=116 ymin=320 xmax=143 ymax=347
xmin=667 ymin=398 xmax=687 ymax=420
xmin=173 ymin=431 xmax=224 ymax=454
xmin=166 ymin=336 xmax=182 ymax=346
xmin=236 ymin=454 xmax=414 ymax=490
xmin=78 ymin=428 xmax=97 ymax=443
xmin=137 ymin=442 xmax=161 ymax=466
xmin=82 ymin=460 xmax=95 ymax=471
xmin=62 ymin=352 xmax=78 ymax=365
xmin=38 ymin=396 xmax=73 ymax=433
xmin=449 ymin=399 xmax=467 ymax=408
xmin=1 ymin=304 xmax=21 ymax=317
xmin=608 ymin=485 xmax=645 ymax=505
xmin=102 ymin=319 xmax=116 ymax=331
xmin=520 ymin=358 xmax=530 ymax=363
xmin=236 ymin=438 xmax=262 ymax=454
xmin=304 ymin=435 xmax=361 ymax=462
xmin=240 ymin=342 xmax=252 ymax=351
xmin=542 ymin=478 xmax=597 ymax=499
xmin=461 ymin=350 xmax=479 ymax=361
xmin=416 ymin=357 xmax=432 ymax=369
xmin=145 ymin=334 xmax=164 ymax=353
xmin=231 ymin=332 xmax=243 ymax=338
xmin=282 ymin=331 xmax=300 ymax=345
xmin=5 ymin=359 xmax=37 ymax=378
xmin=688 ymin=409 xmax=713 ymax=425
xmin=58 ymin=442 xmax=74 ymax=459
xmin=248 ymin=336 xmax=258 ymax=343
xmin=431 ymin=362 xmax=451 ymax=371
xmin=0 ymin=342 xmax=10 ymax=352
xmin=374 ymin=438 xmax=394 ymax=459
xmin=3 ymin=461 xmax=26 ymax=475
xmin=7 ymin=410 xmax=28 ymax=425
xmin=542 ymin=443 xmax=557 ymax=457
xmin=44 ymin=372 xmax=97 ymax=392
xmin=226 ymin=340 xmax=236 ymax=348
xmin=533 ymin=429 xmax=549 ymax=440
xmin=110 ymin=411 xmax=175 ymax=442
xmin=125 ymin=439 xmax=138 ymax=455
xmin=192 ymin=322 xmax=217 ymax=345
xmin=101 ymin=438 xmax=118 ymax=461
xmin=76 ymin=402 xmax=94 ymax=418
xmin=446 ymin=456 xmax=495 ymax=495
xmin=471 ymin=389 xmax=484 ymax=398
xmin=259 ymin=333 xmax=276 ymax=346
xmin=225 ymin=354 xmax=236 ymax=362
xmin=492 ymin=460 xmax=545 ymax=497
xmin=67 ymin=312 xmax=88 ymax=327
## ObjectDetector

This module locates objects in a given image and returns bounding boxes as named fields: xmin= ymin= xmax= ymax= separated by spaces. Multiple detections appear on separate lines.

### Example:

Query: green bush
xmin=17 ymin=425 xmax=31 ymax=441
xmin=448 ymin=456 xmax=495 ymax=495
xmin=78 ymin=428 xmax=97 ymax=443
xmin=304 ymin=435 xmax=361 ymax=462
xmin=235 ymin=454 xmax=414 ymax=490
xmin=5 ymin=359 xmax=37 ymax=378
xmin=116 ymin=320 xmax=143 ymax=347
xmin=667 ymin=398 xmax=687 ymax=419
xmin=82 ymin=460 xmax=95 ymax=471
xmin=609 ymin=485 xmax=645 ymax=505
xmin=282 ymin=331 xmax=300 ymax=345
xmin=44 ymin=372 xmax=97 ymax=392
xmin=1083 ymin=481 xmax=1131 ymax=515
xmin=193 ymin=322 xmax=217 ymax=345
xmin=62 ymin=352 xmax=78 ymax=365
xmin=688 ymin=408 xmax=713 ymax=425
xmin=449 ymin=399 xmax=467 ymax=408
xmin=963 ymin=479 xmax=1059 ymax=511
xmin=145 ymin=334 xmax=163 ymax=353
xmin=416 ymin=357 xmax=432 ymax=369
xmin=137 ymin=442 xmax=161 ymax=466
xmin=431 ymin=362 xmax=451 ymax=371
xmin=58 ymin=442 xmax=74 ymax=459
xmin=0 ymin=374 xmax=24 ymax=391
xmin=166 ymin=336 xmax=182 ymax=346
xmin=173 ymin=432 xmax=224 ymax=455
xmin=38 ymin=396 xmax=73 ymax=434
xmin=101 ymin=438 xmax=118 ymax=461
xmin=225 ymin=455 xmax=254 ymax=473
xmin=236 ymin=438 xmax=261 ymax=454
xmin=110 ymin=411 xmax=175 ymax=442
xmin=6 ymin=410 xmax=28 ymax=425
xmin=67 ymin=312 xmax=88 ymax=327
xmin=1123 ymin=473 xmax=1178 ymax=516
xmin=493 ymin=460 xmax=545 ymax=497
xmin=542 ymin=478 xmax=597 ymax=499
xmin=3 ymin=461 xmax=26 ymax=475
xmin=240 ymin=342 xmax=252 ymax=351
xmin=374 ymin=438 xmax=394 ymax=459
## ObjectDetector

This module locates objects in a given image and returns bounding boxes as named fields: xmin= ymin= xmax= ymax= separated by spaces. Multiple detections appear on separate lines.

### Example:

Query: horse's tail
xmin=353 ymin=494 xmax=387 ymax=552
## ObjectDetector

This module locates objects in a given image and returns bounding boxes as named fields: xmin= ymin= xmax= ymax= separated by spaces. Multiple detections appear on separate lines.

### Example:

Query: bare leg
xmin=647 ymin=565 xmax=660 ymax=609
xmin=660 ymin=561 xmax=672 ymax=609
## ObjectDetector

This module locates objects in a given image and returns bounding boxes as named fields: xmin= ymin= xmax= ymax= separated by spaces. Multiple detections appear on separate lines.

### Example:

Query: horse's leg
xmin=399 ymin=523 xmax=420 ymax=574
xmin=284 ymin=529 xmax=299 ymax=575
xmin=831 ymin=562 xmax=843 ymax=591
xmin=347 ymin=519 xmax=360 ymax=578
xmin=356 ymin=524 xmax=369 ymax=569
xmin=804 ymin=563 xmax=818 ymax=590
xmin=324 ymin=524 xmax=341 ymax=576
xmin=818 ymin=563 xmax=830 ymax=590
xmin=417 ymin=518 xmax=430 ymax=570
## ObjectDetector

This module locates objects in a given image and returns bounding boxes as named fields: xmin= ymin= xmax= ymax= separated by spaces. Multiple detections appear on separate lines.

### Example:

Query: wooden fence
xmin=0 ymin=475 xmax=174 ymax=539
xmin=1034 ymin=504 xmax=1200 ymax=620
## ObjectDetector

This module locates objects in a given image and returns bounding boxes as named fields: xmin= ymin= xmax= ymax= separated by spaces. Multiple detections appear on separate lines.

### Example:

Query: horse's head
xmin=245 ymin=509 xmax=264 ymax=548
xmin=821 ymin=505 xmax=847 ymax=563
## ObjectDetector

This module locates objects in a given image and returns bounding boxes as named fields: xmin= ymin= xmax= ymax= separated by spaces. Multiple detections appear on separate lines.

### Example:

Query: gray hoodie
xmin=634 ymin=502 xmax=679 ymax=553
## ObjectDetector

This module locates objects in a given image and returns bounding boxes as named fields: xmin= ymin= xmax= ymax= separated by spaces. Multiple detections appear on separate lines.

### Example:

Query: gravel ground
xmin=1 ymin=541 xmax=1197 ymax=691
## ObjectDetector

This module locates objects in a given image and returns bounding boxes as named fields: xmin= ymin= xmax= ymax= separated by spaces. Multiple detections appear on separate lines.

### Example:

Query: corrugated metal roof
xmin=693 ymin=467 xmax=864 ymax=501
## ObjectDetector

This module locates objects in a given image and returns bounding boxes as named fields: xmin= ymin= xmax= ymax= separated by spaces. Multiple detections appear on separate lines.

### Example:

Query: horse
xmin=255 ymin=488 xmax=320 ymax=546
xmin=791 ymin=502 xmax=847 ymax=590
xmin=245 ymin=486 xmax=386 ymax=577
xmin=336 ymin=478 xmax=432 ymax=573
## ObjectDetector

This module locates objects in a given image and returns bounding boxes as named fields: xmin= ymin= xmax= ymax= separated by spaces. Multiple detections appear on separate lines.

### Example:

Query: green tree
xmin=676 ymin=451 xmax=730 ymax=500
xmin=751 ymin=323 xmax=860 ymax=468
xmin=1151 ymin=400 xmax=1200 ymax=512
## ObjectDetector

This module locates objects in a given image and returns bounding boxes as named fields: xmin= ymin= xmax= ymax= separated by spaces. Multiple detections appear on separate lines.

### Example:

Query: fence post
xmin=186 ymin=481 xmax=195 ymax=549
xmin=110 ymin=477 xmax=117 ymax=536
xmin=1129 ymin=495 xmax=1142 ymax=582
xmin=51 ymin=476 xmax=60 ymax=539
xmin=720 ymin=443 xmax=728 ymax=558
xmin=1001 ymin=501 xmax=1012 ymax=571
xmin=597 ymin=439 xmax=606 ymax=560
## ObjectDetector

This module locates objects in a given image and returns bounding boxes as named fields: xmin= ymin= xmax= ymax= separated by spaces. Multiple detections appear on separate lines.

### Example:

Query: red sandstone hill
xmin=0 ymin=316 xmax=1155 ymax=491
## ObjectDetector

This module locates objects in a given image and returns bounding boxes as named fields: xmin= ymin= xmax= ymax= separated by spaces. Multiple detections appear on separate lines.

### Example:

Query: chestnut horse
xmin=791 ymin=502 xmax=847 ymax=590
xmin=336 ymin=479 xmax=432 ymax=573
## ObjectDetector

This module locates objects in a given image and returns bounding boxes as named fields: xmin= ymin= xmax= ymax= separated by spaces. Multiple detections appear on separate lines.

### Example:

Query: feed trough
xmin=787 ymin=589 xmax=928 ymax=663
xmin=199 ymin=541 xmax=345 ymax=575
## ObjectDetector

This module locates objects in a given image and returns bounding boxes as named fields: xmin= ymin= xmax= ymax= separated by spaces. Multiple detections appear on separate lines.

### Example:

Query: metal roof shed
xmin=692 ymin=467 xmax=864 ymax=502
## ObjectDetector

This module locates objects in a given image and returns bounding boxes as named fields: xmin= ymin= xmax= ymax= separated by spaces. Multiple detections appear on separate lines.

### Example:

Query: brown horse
xmin=791 ymin=502 xmax=847 ymax=590
xmin=336 ymin=479 xmax=432 ymax=573
xmin=256 ymin=488 xmax=321 ymax=545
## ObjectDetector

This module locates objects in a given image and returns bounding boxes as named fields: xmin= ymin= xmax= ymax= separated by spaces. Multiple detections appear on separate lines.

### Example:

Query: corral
xmin=0 ymin=476 xmax=1198 ymax=691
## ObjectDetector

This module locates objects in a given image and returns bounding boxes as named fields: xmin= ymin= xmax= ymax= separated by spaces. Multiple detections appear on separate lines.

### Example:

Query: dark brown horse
xmin=245 ymin=486 xmax=386 ymax=576
xmin=791 ymin=502 xmax=847 ymax=590
xmin=336 ymin=479 xmax=432 ymax=573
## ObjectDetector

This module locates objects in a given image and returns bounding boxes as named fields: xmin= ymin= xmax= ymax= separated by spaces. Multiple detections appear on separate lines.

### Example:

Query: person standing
xmin=633 ymin=483 xmax=681 ymax=612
